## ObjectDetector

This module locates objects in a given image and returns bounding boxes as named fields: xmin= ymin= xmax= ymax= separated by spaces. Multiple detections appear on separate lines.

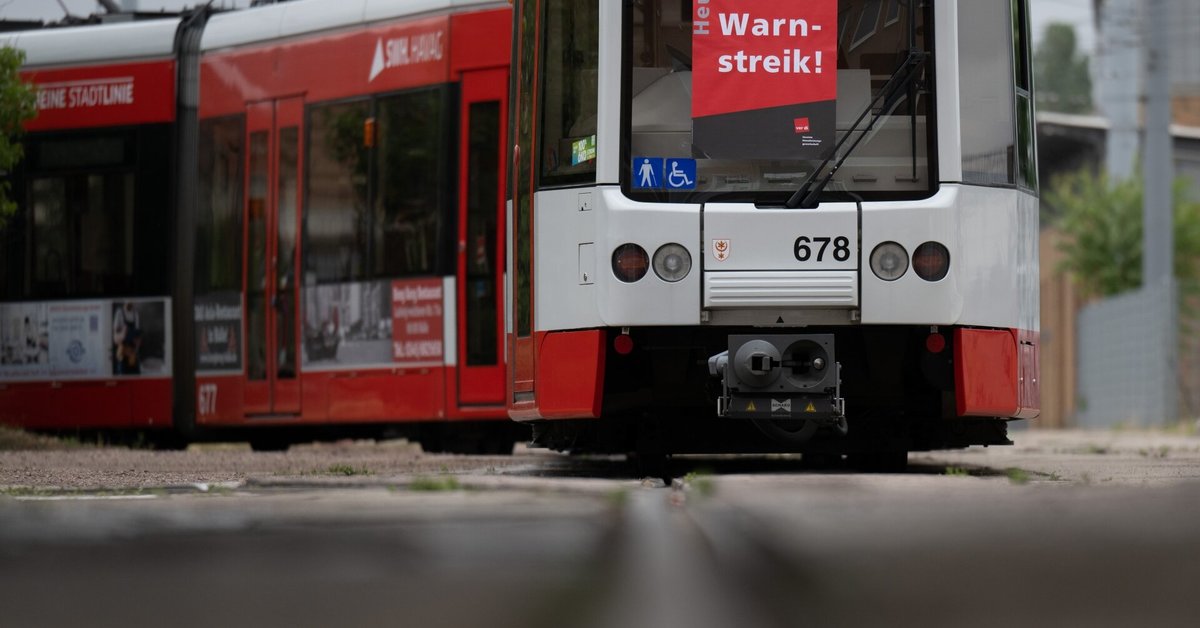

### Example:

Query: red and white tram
xmin=1 ymin=1 xmax=517 ymax=451
xmin=508 ymin=0 xmax=1040 ymax=466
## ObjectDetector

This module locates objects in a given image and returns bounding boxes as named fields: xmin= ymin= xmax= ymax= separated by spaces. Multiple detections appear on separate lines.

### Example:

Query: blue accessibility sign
xmin=633 ymin=157 xmax=662 ymax=189
xmin=664 ymin=158 xmax=696 ymax=190
xmin=632 ymin=157 xmax=697 ymax=190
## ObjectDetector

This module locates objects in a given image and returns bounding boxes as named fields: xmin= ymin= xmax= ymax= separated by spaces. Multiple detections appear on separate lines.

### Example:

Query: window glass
xmin=374 ymin=88 xmax=448 ymax=278
xmin=539 ymin=0 xmax=599 ymax=186
xmin=276 ymin=126 xmax=299 ymax=379
xmin=246 ymin=131 xmax=268 ymax=382
xmin=466 ymin=101 xmax=501 ymax=366
xmin=627 ymin=0 xmax=934 ymax=203
xmin=850 ymin=0 xmax=883 ymax=49
xmin=197 ymin=116 xmax=244 ymax=293
xmin=306 ymin=101 xmax=370 ymax=284
xmin=1012 ymin=0 xmax=1037 ymax=191
xmin=0 ymin=126 xmax=169 ymax=301
xmin=959 ymin=0 xmax=1016 ymax=186
xmin=513 ymin=0 xmax=538 ymax=337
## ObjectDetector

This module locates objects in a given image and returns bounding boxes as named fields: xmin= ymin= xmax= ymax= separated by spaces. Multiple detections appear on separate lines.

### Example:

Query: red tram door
xmin=243 ymin=98 xmax=304 ymax=416
xmin=456 ymin=69 xmax=508 ymax=405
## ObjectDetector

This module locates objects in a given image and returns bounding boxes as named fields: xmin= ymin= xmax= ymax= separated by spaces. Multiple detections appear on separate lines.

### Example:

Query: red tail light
xmin=612 ymin=244 xmax=649 ymax=283
xmin=913 ymin=242 xmax=950 ymax=282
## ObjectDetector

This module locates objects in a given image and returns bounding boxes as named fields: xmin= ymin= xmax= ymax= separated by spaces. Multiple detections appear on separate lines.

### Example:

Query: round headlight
xmin=612 ymin=243 xmax=649 ymax=283
xmin=652 ymin=243 xmax=692 ymax=282
xmin=869 ymin=242 xmax=908 ymax=281
xmin=912 ymin=242 xmax=950 ymax=282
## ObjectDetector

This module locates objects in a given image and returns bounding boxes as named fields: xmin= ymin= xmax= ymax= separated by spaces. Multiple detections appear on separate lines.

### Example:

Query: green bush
xmin=1049 ymin=168 xmax=1200 ymax=299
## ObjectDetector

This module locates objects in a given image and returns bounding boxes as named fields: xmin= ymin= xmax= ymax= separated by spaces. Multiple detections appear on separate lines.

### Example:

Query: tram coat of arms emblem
xmin=713 ymin=239 xmax=730 ymax=262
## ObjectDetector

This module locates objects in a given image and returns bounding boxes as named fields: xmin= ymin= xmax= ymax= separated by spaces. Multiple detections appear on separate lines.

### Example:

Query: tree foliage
xmin=1051 ymin=168 xmax=1200 ymax=299
xmin=1034 ymin=23 xmax=1093 ymax=114
xmin=0 ymin=46 xmax=37 ymax=228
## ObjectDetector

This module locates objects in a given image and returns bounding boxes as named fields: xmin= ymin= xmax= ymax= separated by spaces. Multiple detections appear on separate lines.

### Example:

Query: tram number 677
xmin=794 ymin=236 xmax=851 ymax=262
xmin=198 ymin=383 xmax=218 ymax=417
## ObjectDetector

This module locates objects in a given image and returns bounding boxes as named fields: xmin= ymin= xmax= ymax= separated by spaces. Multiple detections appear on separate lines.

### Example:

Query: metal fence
xmin=1076 ymin=278 xmax=1181 ymax=427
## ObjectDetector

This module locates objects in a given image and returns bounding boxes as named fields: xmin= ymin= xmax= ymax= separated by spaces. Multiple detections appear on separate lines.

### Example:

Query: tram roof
xmin=0 ymin=18 xmax=182 ymax=68
xmin=200 ymin=0 xmax=506 ymax=53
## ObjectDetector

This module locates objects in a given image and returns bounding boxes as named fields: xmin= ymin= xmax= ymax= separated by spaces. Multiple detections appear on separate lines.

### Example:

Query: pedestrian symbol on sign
xmin=634 ymin=157 xmax=660 ymax=188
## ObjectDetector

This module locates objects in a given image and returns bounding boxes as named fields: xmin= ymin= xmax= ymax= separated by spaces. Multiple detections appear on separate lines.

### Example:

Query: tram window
xmin=1012 ymin=0 xmax=1038 ymax=192
xmin=374 ymin=88 xmax=449 ymax=278
xmin=539 ymin=0 xmax=599 ymax=187
xmin=959 ymin=0 xmax=1017 ymax=187
xmin=625 ymin=0 xmax=934 ymax=203
xmin=513 ymin=0 xmax=538 ymax=338
xmin=850 ymin=0 xmax=884 ymax=50
xmin=0 ymin=126 xmax=169 ymax=301
xmin=306 ymin=101 xmax=371 ymax=284
xmin=197 ymin=116 xmax=245 ymax=293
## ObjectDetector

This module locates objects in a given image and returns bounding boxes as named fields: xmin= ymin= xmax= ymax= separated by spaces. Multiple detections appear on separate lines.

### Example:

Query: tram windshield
xmin=625 ymin=0 xmax=934 ymax=204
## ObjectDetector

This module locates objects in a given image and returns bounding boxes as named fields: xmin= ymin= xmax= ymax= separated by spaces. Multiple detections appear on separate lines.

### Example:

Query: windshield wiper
xmin=786 ymin=49 xmax=928 ymax=209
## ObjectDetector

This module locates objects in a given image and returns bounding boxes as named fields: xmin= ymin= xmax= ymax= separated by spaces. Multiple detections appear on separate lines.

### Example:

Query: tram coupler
xmin=708 ymin=334 xmax=846 ymax=423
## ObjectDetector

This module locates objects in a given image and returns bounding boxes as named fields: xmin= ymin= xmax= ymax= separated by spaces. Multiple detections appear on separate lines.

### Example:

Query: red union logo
xmin=794 ymin=117 xmax=810 ymax=134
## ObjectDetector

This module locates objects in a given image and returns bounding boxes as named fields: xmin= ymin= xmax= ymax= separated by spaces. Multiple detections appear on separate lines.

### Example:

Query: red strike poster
xmin=692 ymin=0 xmax=838 ymax=159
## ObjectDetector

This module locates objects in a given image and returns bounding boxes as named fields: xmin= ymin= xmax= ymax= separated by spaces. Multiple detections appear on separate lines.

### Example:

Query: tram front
xmin=509 ymin=0 xmax=1039 ymax=460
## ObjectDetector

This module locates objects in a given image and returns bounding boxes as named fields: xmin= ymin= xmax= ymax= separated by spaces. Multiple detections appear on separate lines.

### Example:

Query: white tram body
xmin=509 ymin=0 xmax=1039 ymax=456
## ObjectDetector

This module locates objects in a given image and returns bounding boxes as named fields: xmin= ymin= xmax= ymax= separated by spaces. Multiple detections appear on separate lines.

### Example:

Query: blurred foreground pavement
xmin=2 ymin=428 xmax=1200 ymax=627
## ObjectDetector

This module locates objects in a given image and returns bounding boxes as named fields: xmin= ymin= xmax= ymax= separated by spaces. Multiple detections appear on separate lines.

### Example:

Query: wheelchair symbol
xmin=666 ymin=159 xmax=696 ymax=190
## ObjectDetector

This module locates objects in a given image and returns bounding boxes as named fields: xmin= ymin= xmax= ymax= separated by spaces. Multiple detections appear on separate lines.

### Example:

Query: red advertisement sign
xmin=391 ymin=278 xmax=445 ymax=366
xmin=692 ymin=0 xmax=838 ymax=159
xmin=201 ymin=16 xmax=450 ymax=118
xmin=22 ymin=60 xmax=176 ymax=132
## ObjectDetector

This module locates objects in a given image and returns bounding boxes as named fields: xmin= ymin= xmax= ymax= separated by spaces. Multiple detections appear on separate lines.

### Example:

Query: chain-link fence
xmin=1075 ymin=278 xmax=1190 ymax=427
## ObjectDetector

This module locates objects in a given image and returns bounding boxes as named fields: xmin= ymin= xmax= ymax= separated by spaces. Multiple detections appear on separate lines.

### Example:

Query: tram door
xmin=456 ymin=69 xmax=508 ymax=405
xmin=243 ymin=98 xmax=303 ymax=415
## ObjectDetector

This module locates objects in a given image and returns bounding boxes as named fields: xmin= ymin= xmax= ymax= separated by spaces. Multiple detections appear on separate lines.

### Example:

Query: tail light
xmin=912 ymin=242 xmax=950 ymax=282
xmin=612 ymin=244 xmax=649 ymax=283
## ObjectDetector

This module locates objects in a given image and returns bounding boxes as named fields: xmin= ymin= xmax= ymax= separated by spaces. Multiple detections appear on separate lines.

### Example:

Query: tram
xmin=508 ymin=0 xmax=1039 ymax=467
xmin=0 ymin=1 xmax=517 ymax=452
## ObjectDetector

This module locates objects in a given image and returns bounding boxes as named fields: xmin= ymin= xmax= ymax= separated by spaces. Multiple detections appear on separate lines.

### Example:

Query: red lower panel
xmin=954 ymin=328 xmax=1019 ymax=417
xmin=1015 ymin=329 xmax=1041 ymax=419
xmin=534 ymin=330 xmax=606 ymax=419
xmin=326 ymin=371 xmax=445 ymax=421
xmin=0 ymin=379 xmax=170 ymax=429
xmin=195 ymin=376 xmax=245 ymax=426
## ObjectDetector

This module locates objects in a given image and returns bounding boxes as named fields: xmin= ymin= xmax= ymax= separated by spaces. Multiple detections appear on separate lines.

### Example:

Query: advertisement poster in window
xmin=692 ymin=0 xmax=838 ymax=159
xmin=1 ymin=298 xmax=170 ymax=380
xmin=302 ymin=280 xmax=393 ymax=368
xmin=391 ymin=278 xmax=444 ymax=367
xmin=195 ymin=292 xmax=243 ymax=374
xmin=110 ymin=298 xmax=170 ymax=377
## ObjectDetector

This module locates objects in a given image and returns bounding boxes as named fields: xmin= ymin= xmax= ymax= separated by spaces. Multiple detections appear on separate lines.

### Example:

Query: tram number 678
xmin=794 ymin=236 xmax=851 ymax=263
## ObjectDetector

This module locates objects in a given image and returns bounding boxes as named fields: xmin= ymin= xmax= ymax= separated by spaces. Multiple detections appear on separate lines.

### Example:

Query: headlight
xmin=612 ymin=243 xmax=649 ymax=283
xmin=652 ymin=243 xmax=692 ymax=282
xmin=869 ymin=242 xmax=908 ymax=281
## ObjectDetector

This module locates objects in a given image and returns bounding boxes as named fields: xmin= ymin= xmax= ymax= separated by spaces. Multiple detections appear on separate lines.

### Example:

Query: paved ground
xmin=3 ymin=427 xmax=1200 ymax=627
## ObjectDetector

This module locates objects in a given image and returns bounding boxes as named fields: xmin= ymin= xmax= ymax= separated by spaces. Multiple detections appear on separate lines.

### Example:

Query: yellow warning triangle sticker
xmin=746 ymin=401 xmax=757 ymax=412
xmin=805 ymin=402 xmax=817 ymax=413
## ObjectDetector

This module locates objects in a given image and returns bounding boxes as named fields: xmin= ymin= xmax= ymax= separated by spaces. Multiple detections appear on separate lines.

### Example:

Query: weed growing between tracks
xmin=409 ymin=476 xmax=461 ymax=491
xmin=0 ymin=426 xmax=86 ymax=451
xmin=1006 ymin=468 xmax=1031 ymax=484
xmin=325 ymin=464 xmax=373 ymax=477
